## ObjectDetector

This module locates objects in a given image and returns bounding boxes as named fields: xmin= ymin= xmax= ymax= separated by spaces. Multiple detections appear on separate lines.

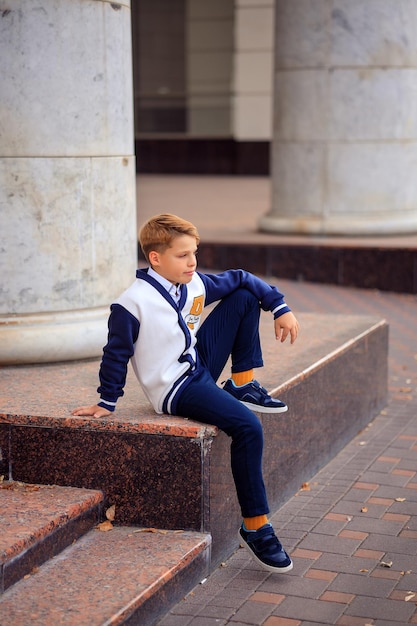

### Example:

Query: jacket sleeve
xmin=198 ymin=270 xmax=292 ymax=318
xmin=97 ymin=303 xmax=140 ymax=412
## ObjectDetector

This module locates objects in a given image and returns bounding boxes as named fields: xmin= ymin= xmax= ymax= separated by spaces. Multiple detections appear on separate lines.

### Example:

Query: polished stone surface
xmin=0 ymin=526 xmax=211 ymax=626
xmin=0 ymin=312 xmax=388 ymax=566
xmin=0 ymin=482 xmax=102 ymax=591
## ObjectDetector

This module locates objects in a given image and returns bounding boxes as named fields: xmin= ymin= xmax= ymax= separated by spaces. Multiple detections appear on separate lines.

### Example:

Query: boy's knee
xmin=227 ymin=288 xmax=259 ymax=311
xmin=237 ymin=410 xmax=264 ymax=440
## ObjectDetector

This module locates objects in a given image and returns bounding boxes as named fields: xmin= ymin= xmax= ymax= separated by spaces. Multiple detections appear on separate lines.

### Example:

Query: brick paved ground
xmin=158 ymin=279 xmax=417 ymax=626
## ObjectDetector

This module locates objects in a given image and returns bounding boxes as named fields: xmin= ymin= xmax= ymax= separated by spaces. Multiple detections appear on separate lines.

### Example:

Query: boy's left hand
xmin=274 ymin=311 xmax=299 ymax=344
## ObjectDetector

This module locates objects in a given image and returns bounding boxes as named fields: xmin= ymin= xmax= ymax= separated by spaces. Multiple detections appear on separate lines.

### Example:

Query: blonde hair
xmin=139 ymin=213 xmax=200 ymax=262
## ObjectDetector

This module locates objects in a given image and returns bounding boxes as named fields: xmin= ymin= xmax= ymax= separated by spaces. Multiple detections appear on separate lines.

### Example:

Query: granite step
xmin=0 ymin=481 xmax=103 ymax=592
xmin=0 ymin=312 xmax=389 ymax=568
xmin=0 ymin=525 xmax=211 ymax=626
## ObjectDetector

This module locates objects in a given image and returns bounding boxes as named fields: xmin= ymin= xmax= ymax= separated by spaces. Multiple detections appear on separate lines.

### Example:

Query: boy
xmin=73 ymin=213 xmax=299 ymax=573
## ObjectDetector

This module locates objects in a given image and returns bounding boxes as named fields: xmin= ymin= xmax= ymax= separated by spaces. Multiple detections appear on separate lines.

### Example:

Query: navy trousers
xmin=175 ymin=289 xmax=269 ymax=518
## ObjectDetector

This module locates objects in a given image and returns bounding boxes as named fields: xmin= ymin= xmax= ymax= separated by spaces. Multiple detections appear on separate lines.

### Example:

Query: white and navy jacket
xmin=97 ymin=268 xmax=291 ymax=415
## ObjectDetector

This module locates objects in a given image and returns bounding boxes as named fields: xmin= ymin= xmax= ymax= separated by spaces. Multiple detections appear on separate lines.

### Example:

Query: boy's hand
xmin=274 ymin=311 xmax=299 ymax=344
xmin=71 ymin=405 xmax=112 ymax=418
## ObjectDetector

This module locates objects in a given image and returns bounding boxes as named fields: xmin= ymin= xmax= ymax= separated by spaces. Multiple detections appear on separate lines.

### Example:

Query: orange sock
xmin=231 ymin=370 xmax=254 ymax=387
xmin=243 ymin=514 xmax=268 ymax=531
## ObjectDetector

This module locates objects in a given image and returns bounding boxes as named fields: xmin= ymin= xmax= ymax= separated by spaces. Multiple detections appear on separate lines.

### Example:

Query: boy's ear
xmin=148 ymin=250 xmax=159 ymax=266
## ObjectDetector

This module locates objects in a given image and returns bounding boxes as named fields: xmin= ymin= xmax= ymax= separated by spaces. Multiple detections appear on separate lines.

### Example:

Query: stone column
xmin=260 ymin=1 xmax=417 ymax=235
xmin=233 ymin=0 xmax=274 ymax=141
xmin=0 ymin=0 xmax=136 ymax=364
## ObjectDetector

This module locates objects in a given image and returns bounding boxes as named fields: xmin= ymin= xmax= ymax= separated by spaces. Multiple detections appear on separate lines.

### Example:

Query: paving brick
xmin=367 ymin=497 xmax=395 ymax=507
xmin=394 ymin=571 xmax=417 ymax=590
xmin=328 ymin=572 xmax=396 ymax=598
xmin=337 ymin=616 xmax=374 ymax=626
xmin=263 ymin=617 xmax=301 ymax=626
xmin=331 ymin=500 xmax=388 ymax=518
xmin=378 ymin=456 xmax=401 ymax=462
xmin=346 ymin=516 xmax=405 ymax=536
xmin=271 ymin=596 xmax=344 ymax=623
xmin=389 ymin=501 xmax=417 ymax=516
xmin=325 ymin=513 xmax=349 ymax=522
xmin=339 ymin=529 xmax=368 ymax=541
xmin=354 ymin=548 xmax=385 ymax=560
xmin=250 ymin=592 xmax=285 ymax=605
xmin=391 ymin=468 xmax=415 ymax=477
xmin=389 ymin=589 xmax=417 ymax=602
xmin=360 ymin=533 xmax=417 ymax=555
xmin=229 ymin=600 xmax=273 ymax=623
xmin=314 ymin=553 xmax=380 ymax=575
xmin=291 ymin=548 xmax=321 ymax=560
xmin=310 ymin=519 xmax=347 ymax=535
xmin=345 ymin=595 xmax=415 ymax=622
xmin=206 ymin=590 xmax=252 ymax=609
xmin=305 ymin=569 xmax=338 ymax=582
xmin=320 ymin=590 xmax=355 ymax=604
xmin=374 ymin=485 xmax=417 ymax=502
xmin=196 ymin=604 xmax=235 ymax=620
xmin=354 ymin=482 xmax=380 ymax=491
xmin=297 ymin=534 xmax=365 ymax=556
xmin=189 ymin=617 xmax=226 ymax=626
xmin=400 ymin=529 xmax=417 ymax=538
xmin=371 ymin=568 xmax=404 ymax=581
xmin=158 ymin=614 xmax=193 ymax=626
xmin=259 ymin=576 xmax=329 ymax=600
xmin=382 ymin=512 xmax=410 ymax=522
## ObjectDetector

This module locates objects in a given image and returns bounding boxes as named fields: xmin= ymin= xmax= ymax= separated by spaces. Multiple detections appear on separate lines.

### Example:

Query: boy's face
xmin=149 ymin=234 xmax=198 ymax=285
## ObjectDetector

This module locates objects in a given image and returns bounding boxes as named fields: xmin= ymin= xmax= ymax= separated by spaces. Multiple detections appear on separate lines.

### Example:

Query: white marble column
xmin=260 ymin=0 xmax=417 ymax=235
xmin=0 ymin=0 xmax=136 ymax=364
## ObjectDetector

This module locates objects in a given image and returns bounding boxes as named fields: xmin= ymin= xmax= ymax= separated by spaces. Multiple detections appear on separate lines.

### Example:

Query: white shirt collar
xmin=147 ymin=267 xmax=180 ymax=301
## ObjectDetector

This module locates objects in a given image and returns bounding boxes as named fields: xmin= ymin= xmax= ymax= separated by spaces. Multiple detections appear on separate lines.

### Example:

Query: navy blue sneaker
xmin=223 ymin=379 xmax=288 ymax=413
xmin=239 ymin=523 xmax=293 ymax=573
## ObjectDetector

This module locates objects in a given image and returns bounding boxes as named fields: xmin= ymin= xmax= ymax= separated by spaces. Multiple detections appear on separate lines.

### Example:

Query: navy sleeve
xmin=198 ymin=270 xmax=291 ymax=317
xmin=97 ymin=303 xmax=140 ymax=411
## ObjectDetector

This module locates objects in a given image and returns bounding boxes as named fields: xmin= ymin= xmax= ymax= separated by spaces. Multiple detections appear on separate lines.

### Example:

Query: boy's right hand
xmin=71 ymin=405 xmax=112 ymax=418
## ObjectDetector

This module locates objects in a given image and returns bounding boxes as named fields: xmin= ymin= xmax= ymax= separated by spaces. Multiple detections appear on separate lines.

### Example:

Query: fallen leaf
xmin=405 ymin=593 xmax=415 ymax=602
xmin=361 ymin=507 xmax=368 ymax=513
xmin=380 ymin=560 xmax=393 ymax=568
xmin=359 ymin=441 xmax=367 ymax=446
xmin=360 ymin=569 xmax=369 ymax=573
xmin=96 ymin=520 xmax=113 ymax=532
xmin=105 ymin=504 xmax=116 ymax=521
xmin=395 ymin=497 xmax=407 ymax=502
xmin=347 ymin=516 xmax=353 ymax=522
xmin=300 ymin=482 xmax=310 ymax=491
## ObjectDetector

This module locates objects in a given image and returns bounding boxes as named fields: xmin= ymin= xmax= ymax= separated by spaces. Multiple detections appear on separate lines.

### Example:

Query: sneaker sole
xmin=240 ymin=400 xmax=288 ymax=414
xmin=238 ymin=530 xmax=294 ymax=573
